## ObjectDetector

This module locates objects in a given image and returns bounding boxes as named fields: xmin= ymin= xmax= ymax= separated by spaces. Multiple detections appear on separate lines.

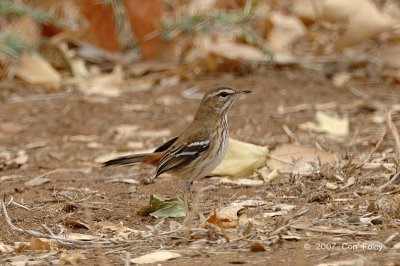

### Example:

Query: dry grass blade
xmin=348 ymin=87 xmax=385 ymax=111
xmin=356 ymin=129 xmax=386 ymax=168
xmin=379 ymin=170 xmax=400 ymax=191
xmin=291 ymin=224 xmax=378 ymax=236
xmin=386 ymin=110 xmax=400 ymax=157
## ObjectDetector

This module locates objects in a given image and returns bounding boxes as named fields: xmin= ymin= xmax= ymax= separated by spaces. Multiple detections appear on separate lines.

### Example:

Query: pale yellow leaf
xmin=63 ymin=233 xmax=99 ymax=241
xmin=79 ymin=65 xmax=123 ymax=97
xmin=131 ymin=250 xmax=182 ymax=264
xmin=60 ymin=252 xmax=86 ymax=265
xmin=0 ymin=242 xmax=14 ymax=253
xmin=315 ymin=111 xmax=349 ymax=136
xmin=15 ymin=53 xmax=62 ymax=88
xmin=219 ymin=177 xmax=264 ymax=187
xmin=341 ymin=176 xmax=355 ymax=189
xmin=212 ymin=138 xmax=268 ymax=178
xmin=299 ymin=112 xmax=349 ymax=136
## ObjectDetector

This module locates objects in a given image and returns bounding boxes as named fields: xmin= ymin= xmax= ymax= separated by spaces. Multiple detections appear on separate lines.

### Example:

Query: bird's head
xmin=200 ymin=86 xmax=251 ymax=115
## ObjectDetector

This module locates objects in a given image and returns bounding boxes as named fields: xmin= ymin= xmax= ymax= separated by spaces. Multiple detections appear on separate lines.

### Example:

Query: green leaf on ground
xmin=137 ymin=192 xmax=186 ymax=218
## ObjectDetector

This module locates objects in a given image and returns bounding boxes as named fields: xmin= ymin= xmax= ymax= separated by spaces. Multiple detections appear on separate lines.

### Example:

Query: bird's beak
xmin=236 ymin=89 xmax=251 ymax=94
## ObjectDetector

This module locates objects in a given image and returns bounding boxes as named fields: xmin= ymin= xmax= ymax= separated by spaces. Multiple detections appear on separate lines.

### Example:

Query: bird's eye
xmin=218 ymin=92 xmax=229 ymax=98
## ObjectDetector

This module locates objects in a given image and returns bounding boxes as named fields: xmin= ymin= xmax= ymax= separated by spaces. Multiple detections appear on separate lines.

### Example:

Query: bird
xmin=102 ymin=86 xmax=250 ymax=217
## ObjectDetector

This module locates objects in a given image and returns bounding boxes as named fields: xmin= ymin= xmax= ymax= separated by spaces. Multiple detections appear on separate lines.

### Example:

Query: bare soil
xmin=0 ymin=68 xmax=399 ymax=265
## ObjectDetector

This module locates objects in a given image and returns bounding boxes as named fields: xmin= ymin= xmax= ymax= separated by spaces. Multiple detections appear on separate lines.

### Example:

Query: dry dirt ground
xmin=0 ymin=68 xmax=399 ymax=265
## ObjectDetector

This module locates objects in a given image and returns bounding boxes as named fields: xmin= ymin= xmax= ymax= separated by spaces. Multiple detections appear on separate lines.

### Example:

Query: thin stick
xmin=266 ymin=154 xmax=295 ymax=165
xmin=348 ymin=87 xmax=385 ymax=111
xmin=386 ymin=110 xmax=400 ymax=157
xmin=356 ymin=129 xmax=386 ymax=169
xmin=6 ymin=87 xmax=72 ymax=104
xmin=379 ymin=170 xmax=400 ymax=191
xmin=384 ymin=232 xmax=399 ymax=245
xmin=291 ymin=224 xmax=378 ymax=236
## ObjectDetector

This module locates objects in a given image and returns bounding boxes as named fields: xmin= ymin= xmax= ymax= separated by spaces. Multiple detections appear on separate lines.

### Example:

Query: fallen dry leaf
xmin=292 ymin=0 xmax=322 ymax=24
xmin=60 ymin=251 xmax=86 ymax=265
xmin=332 ymin=71 xmax=352 ymax=88
xmin=0 ymin=242 xmax=14 ymax=253
xmin=63 ymin=233 xmax=99 ymax=241
xmin=0 ymin=122 xmax=27 ymax=134
xmin=219 ymin=177 xmax=264 ymax=187
xmin=62 ymin=219 xmax=90 ymax=230
xmin=29 ymin=237 xmax=50 ymax=251
xmin=267 ymin=144 xmax=335 ymax=174
xmin=267 ymin=12 xmax=307 ymax=53
xmin=79 ymin=65 xmax=123 ymax=97
xmin=130 ymin=250 xmax=182 ymax=264
xmin=326 ymin=182 xmax=339 ymax=190
xmin=250 ymin=241 xmax=266 ymax=252
xmin=93 ymin=221 xmax=144 ymax=240
xmin=15 ymin=53 xmax=62 ymax=89
xmin=185 ymin=36 xmax=266 ymax=72
xmin=263 ymin=211 xmax=289 ymax=218
xmin=272 ymin=204 xmax=295 ymax=212
xmin=299 ymin=111 xmax=349 ymax=136
xmin=341 ymin=176 xmax=355 ymax=189
xmin=207 ymin=206 xmax=244 ymax=228
xmin=320 ymin=0 xmax=395 ymax=50
xmin=24 ymin=177 xmax=50 ymax=187
xmin=257 ymin=168 xmax=280 ymax=183
xmin=212 ymin=138 xmax=268 ymax=178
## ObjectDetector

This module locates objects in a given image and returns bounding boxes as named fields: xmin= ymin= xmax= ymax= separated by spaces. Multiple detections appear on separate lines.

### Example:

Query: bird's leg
xmin=183 ymin=179 xmax=206 ymax=227
xmin=183 ymin=180 xmax=194 ymax=226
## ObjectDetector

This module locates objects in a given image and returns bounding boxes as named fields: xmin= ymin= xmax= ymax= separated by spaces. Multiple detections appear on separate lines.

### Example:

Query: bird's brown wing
xmin=155 ymin=140 xmax=210 ymax=177
xmin=153 ymin=136 xmax=179 ymax=152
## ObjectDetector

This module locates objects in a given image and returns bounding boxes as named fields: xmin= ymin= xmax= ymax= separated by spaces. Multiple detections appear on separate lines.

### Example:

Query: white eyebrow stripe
xmin=209 ymin=89 xmax=235 ymax=97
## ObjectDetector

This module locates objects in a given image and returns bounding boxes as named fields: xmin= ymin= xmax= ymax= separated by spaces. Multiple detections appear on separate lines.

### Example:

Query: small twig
xmin=42 ymin=224 xmax=56 ymax=237
xmin=282 ymin=125 xmax=296 ymax=139
xmin=386 ymin=110 xmax=400 ymax=157
xmin=6 ymin=87 xmax=73 ymax=104
xmin=348 ymin=86 xmax=385 ymax=111
xmin=384 ymin=232 xmax=399 ymax=245
xmin=125 ymin=252 xmax=131 ymax=266
xmin=266 ymin=154 xmax=295 ymax=166
xmin=379 ymin=170 xmax=400 ymax=191
xmin=290 ymin=224 xmax=378 ymax=236
xmin=9 ymin=197 xmax=31 ymax=211
xmin=356 ymin=129 xmax=386 ymax=169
